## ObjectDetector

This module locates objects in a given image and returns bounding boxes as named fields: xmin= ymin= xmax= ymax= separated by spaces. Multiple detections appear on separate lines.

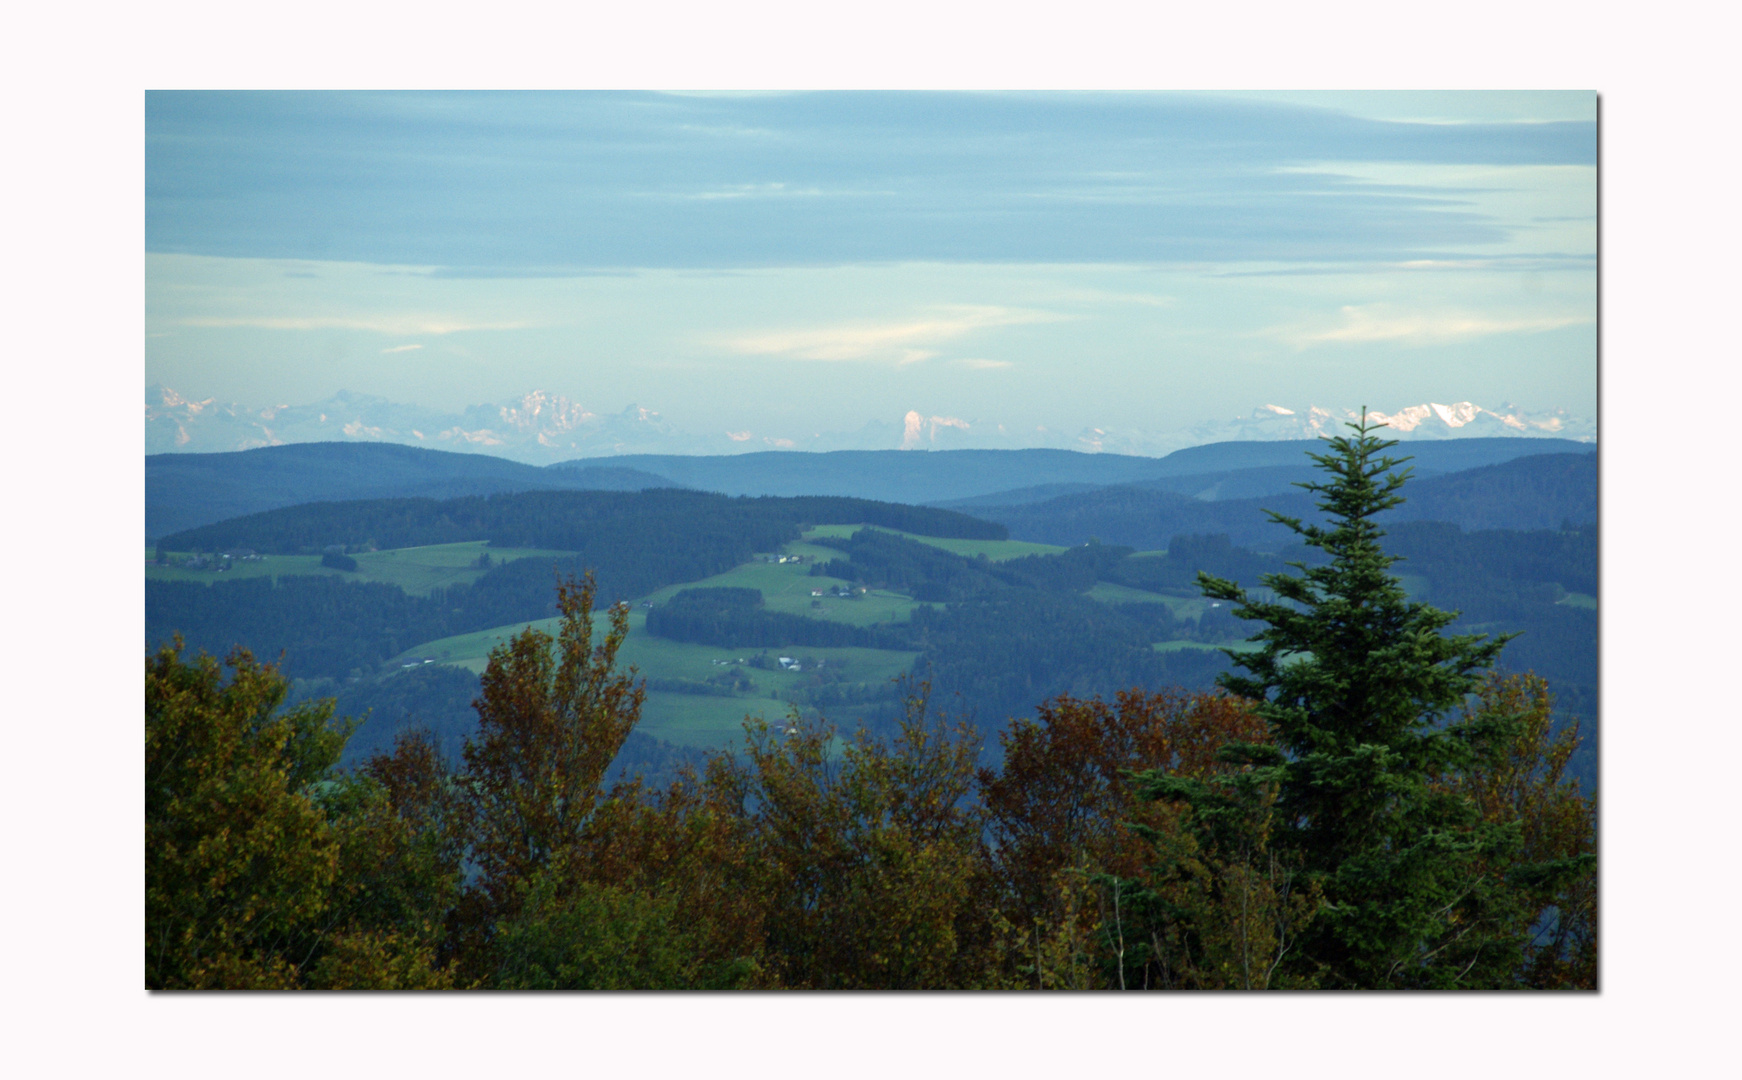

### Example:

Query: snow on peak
xmin=901 ymin=410 xmax=972 ymax=449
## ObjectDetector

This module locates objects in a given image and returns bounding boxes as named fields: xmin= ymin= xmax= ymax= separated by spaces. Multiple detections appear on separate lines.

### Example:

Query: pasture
xmin=1152 ymin=639 xmax=1262 ymax=654
xmin=147 ymin=540 xmax=577 ymax=595
xmin=389 ymin=608 xmax=919 ymax=750
xmin=636 ymin=541 xmax=938 ymax=629
xmin=801 ymin=524 xmax=1067 ymax=562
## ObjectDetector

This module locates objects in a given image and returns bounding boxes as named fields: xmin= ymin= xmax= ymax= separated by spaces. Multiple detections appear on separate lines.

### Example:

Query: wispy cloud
xmin=1272 ymin=304 xmax=1590 ymax=347
xmin=381 ymin=343 xmax=424 ymax=353
xmin=719 ymin=305 xmax=1062 ymax=364
xmin=954 ymin=358 xmax=1012 ymax=370
xmin=657 ymin=182 xmax=832 ymax=201
xmin=1045 ymin=287 xmax=1177 ymax=308
xmin=177 ymin=315 xmax=534 ymax=335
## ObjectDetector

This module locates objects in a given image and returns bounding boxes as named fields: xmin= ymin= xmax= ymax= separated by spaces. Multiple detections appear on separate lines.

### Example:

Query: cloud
xmin=148 ymin=92 xmax=1593 ymax=271
xmin=658 ymin=182 xmax=829 ymax=201
xmin=1044 ymin=287 xmax=1177 ymax=308
xmin=1273 ymin=304 xmax=1590 ymax=347
xmin=720 ymin=305 xmax=1061 ymax=363
xmin=177 ymin=315 xmax=534 ymax=334
xmin=954 ymin=358 xmax=1012 ymax=370
xmin=381 ymin=343 xmax=424 ymax=353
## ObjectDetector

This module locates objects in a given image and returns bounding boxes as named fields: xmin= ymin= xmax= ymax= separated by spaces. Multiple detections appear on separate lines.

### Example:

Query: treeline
xmin=147 ymin=587 xmax=1594 ymax=991
xmin=970 ymin=450 xmax=1597 ymax=550
xmin=1104 ymin=533 xmax=1299 ymax=593
xmin=800 ymin=529 xmax=1269 ymax=723
xmin=637 ymin=520 xmax=1597 ymax=745
xmin=810 ymin=523 xmax=1596 ymax=764
xmin=645 ymin=587 xmax=900 ymax=649
xmin=1385 ymin=520 xmax=1598 ymax=766
xmin=903 ymin=590 xmax=1231 ymax=725
xmin=297 ymin=662 xmax=701 ymax=787
xmin=146 ymin=429 xmax=1597 ymax=991
xmin=149 ymin=576 xmax=475 ymax=680
xmin=1386 ymin=519 xmax=1598 ymax=598
xmin=157 ymin=488 xmax=1005 ymax=556
xmin=815 ymin=529 xmax=1289 ymax=601
xmin=634 ymin=530 xmax=1251 ymax=722
xmin=146 ymin=558 xmax=588 ymax=680
xmin=147 ymin=492 xmax=997 ymax=681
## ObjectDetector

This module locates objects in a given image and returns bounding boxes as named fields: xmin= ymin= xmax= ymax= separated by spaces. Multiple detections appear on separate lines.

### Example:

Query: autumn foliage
xmin=147 ymin=566 xmax=1595 ymax=990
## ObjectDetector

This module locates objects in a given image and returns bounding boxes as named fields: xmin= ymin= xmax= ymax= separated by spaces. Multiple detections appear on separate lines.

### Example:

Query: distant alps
xmin=147 ymin=386 xmax=1595 ymax=464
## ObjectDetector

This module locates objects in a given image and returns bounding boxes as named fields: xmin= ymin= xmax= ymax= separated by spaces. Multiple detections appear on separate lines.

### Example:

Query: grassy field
xmin=152 ymin=525 xmax=1277 ymax=748
xmin=1083 ymin=583 xmax=1235 ymax=621
xmin=801 ymin=524 xmax=1067 ymax=562
xmin=390 ymin=608 xmax=919 ymax=750
xmin=1152 ymin=639 xmax=1263 ymax=654
xmin=147 ymin=541 xmax=577 ymax=596
xmin=637 ymin=539 xmax=938 ymax=629
xmin=148 ymin=552 xmax=328 ymax=585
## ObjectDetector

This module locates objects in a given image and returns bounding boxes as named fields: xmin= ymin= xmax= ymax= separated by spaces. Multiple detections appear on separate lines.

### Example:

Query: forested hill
xmin=157 ymin=488 xmax=1006 ymax=557
xmin=971 ymin=450 xmax=1597 ymax=550
xmin=148 ymin=437 xmax=1593 ymax=541
xmin=147 ymin=442 xmax=673 ymax=540
xmin=150 ymin=492 xmax=998 ymax=682
xmin=557 ymin=438 xmax=1591 ymax=503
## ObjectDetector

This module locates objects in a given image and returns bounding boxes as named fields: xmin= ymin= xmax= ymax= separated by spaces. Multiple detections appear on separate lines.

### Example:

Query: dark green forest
xmin=148 ymin=480 xmax=1597 ymax=786
xmin=147 ymin=490 xmax=1001 ymax=680
xmin=971 ymin=449 xmax=1596 ymax=549
xmin=146 ymin=440 xmax=675 ymax=539
xmin=146 ymin=423 xmax=1596 ymax=991
xmin=156 ymin=487 xmax=1004 ymax=555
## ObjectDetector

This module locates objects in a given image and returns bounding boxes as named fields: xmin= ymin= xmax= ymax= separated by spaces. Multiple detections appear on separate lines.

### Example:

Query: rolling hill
xmin=146 ymin=442 xmax=674 ymax=540
xmin=968 ymin=450 xmax=1598 ymax=551
xmin=147 ymin=436 xmax=1594 ymax=542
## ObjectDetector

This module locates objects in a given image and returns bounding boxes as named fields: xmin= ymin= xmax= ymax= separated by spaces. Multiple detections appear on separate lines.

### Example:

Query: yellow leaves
xmin=304 ymin=930 xmax=453 ymax=990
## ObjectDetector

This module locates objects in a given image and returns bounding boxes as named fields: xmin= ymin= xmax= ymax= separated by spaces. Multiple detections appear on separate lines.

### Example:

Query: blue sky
xmin=145 ymin=90 xmax=1596 ymax=446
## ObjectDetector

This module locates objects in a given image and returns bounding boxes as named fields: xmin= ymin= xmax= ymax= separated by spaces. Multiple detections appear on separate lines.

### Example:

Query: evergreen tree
xmin=1195 ymin=413 xmax=1538 ymax=988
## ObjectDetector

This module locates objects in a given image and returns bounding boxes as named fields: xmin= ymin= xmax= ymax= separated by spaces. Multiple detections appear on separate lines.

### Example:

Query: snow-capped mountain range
xmin=1195 ymin=402 xmax=1593 ymax=445
xmin=147 ymin=386 xmax=1594 ymax=464
xmin=146 ymin=387 xmax=727 ymax=462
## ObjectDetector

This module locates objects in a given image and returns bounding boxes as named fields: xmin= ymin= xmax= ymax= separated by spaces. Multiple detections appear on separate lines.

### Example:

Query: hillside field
xmin=148 ymin=540 xmax=577 ymax=596
xmin=388 ymin=607 xmax=919 ymax=749
xmin=802 ymin=524 xmax=1066 ymax=561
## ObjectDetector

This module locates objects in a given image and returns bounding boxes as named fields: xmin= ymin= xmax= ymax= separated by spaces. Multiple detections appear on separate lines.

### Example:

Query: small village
xmin=155 ymin=547 xmax=263 ymax=571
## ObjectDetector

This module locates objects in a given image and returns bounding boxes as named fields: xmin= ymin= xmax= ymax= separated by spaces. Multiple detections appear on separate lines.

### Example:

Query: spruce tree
xmin=1197 ymin=413 xmax=1531 ymax=988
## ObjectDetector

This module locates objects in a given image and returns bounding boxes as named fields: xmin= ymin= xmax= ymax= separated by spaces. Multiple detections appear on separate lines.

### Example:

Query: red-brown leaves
xmin=460 ymin=573 xmax=645 ymax=920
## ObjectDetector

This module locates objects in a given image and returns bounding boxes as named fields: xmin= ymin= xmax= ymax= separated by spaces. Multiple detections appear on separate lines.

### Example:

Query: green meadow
xmin=1152 ymin=639 xmax=1262 ymax=654
xmin=638 ymin=539 xmax=937 ymax=629
xmin=148 ymin=541 xmax=576 ymax=596
xmin=800 ymin=524 xmax=1067 ymax=562
xmin=391 ymin=608 xmax=919 ymax=750
xmin=156 ymin=524 xmax=1247 ymax=751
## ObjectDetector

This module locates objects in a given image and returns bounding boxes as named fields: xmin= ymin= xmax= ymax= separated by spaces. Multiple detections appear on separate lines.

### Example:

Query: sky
xmin=144 ymin=90 xmax=1596 ymax=447
xmin=19 ymin=5 xmax=1738 ymax=1068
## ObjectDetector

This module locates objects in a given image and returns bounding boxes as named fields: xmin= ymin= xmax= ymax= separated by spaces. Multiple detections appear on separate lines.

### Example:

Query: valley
xmin=144 ymin=441 xmax=1599 ymax=787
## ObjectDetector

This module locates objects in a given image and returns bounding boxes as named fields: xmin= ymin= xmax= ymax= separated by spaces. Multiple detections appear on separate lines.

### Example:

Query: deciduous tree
xmin=146 ymin=642 xmax=453 ymax=989
xmin=457 ymin=572 xmax=644 ymax=927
